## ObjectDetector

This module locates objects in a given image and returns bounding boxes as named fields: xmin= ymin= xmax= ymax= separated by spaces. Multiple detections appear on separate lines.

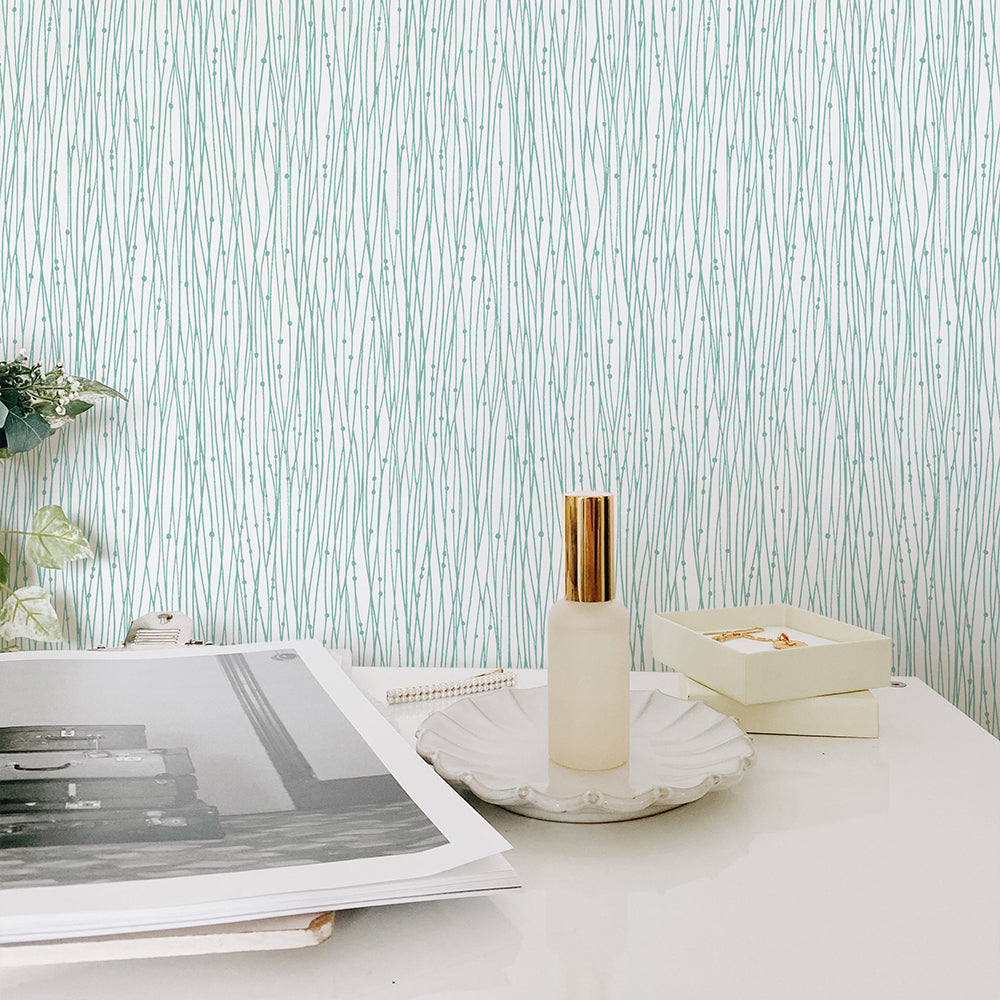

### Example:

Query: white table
xmin=4 ymin=668 xmax=999 ymax=999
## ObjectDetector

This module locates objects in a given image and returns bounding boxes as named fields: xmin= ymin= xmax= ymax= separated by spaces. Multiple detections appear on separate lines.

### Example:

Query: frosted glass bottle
xmin=547 ymin=596 xmax=630 ymax=770
xmin=547 ymin=492 xmax=631 ymax=771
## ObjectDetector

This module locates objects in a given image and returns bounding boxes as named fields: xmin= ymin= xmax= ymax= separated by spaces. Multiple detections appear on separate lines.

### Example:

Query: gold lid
xmin=563 ymin=492 xmax=615 ymax=602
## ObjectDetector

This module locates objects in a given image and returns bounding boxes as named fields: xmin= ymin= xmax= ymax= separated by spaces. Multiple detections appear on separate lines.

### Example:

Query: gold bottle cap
xmin=563 ymin=492 xmax=615 ymax=603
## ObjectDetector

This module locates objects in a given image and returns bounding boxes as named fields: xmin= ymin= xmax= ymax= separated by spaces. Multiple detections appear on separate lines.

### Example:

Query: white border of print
xmin=0 ymin=641 xmax=512 ymax=943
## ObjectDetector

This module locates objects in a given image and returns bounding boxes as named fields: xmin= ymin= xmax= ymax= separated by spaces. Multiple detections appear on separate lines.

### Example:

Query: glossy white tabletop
xmin=4 ymin=669 xmax=1000 ymax=999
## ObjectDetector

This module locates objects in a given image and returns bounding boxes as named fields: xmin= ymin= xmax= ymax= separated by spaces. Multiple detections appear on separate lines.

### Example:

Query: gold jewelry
xmin=705 ymin=628 xmax=765 ymax=643
xmin=771 ymin=631 xmax=807 ymax=649
xmin=704 ymin=627 xmax=807 ymax=650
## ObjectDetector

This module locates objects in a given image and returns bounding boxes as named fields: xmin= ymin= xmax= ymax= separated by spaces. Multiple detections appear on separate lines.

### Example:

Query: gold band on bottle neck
xmin=564 ymin=492 xmax=615 ymax=603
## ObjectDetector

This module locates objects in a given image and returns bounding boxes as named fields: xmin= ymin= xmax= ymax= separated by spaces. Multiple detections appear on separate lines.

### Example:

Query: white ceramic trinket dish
xmin=415 ymin=686 xmax=754 ymax=823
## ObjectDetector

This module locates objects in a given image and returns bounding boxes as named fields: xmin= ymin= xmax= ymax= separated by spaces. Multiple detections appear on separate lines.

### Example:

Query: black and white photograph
xmin=0 ymin=643 xmax=514 ymax=944
xmin=0 ymin=646 xmax=448 ymax=888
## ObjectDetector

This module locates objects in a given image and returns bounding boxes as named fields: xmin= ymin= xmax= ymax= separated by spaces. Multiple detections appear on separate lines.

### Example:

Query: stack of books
xmin=649 ymin=604 xmax=893 ymax=737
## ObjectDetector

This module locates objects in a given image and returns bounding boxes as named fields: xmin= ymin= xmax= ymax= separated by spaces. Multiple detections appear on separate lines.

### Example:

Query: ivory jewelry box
xmin=683 ymin=677 xmax=880 ymax=738
xmin=649 ymin=604 xmax=892 ymax=704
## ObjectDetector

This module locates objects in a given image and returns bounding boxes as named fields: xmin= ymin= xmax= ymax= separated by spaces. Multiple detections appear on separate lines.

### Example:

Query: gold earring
xmin=771 ymin=632 xmax=806 ymax=650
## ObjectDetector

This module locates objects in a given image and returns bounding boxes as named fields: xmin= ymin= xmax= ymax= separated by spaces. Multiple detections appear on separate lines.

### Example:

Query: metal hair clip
xmin=385 ymin=669 xmax=515 ymax=705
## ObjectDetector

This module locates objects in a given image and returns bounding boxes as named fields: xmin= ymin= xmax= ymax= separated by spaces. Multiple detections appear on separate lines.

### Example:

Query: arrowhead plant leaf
xmin=25 ymin=505 xmax=94 ymax=569
xmin=0 ymin=586 xmax=62 ymax=642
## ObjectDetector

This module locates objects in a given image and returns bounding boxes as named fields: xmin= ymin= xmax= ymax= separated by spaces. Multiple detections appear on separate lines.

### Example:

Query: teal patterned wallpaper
xmin=2 ymin=2 xmax=998 ymax=734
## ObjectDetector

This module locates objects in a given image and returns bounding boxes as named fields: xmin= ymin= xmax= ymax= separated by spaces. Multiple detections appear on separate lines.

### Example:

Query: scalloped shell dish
xmin=415 ymin=686 xmax=755 ymax=823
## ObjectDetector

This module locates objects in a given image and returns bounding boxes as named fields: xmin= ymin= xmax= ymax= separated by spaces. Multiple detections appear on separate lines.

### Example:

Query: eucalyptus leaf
xmin=63 ymin=398 xmax=95 ymax=417
xmin=76 ymin=378 xmax=128 ymax=401
xmin=35 ymin=398 xmax=95 ymax=430
xmin=0 ymin=551 xmax=7 ymax=586
xmin=2 ymin=409 xmax=52 ymax=454
xmin=36 ymin=398 xmax=95 ymax=421
xmin=25 ymin=505 xmax=94 ymax=569
xmin=0 ymin=586 xmax=62 ymax=642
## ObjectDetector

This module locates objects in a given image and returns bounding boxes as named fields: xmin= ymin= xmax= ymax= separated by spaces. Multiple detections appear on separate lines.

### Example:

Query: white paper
xmin=0 ymin=641 xmax=515 ymax=944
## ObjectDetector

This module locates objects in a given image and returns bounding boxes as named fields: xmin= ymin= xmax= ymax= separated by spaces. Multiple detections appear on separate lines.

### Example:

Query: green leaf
xmin=63 ymin=398 xmax=96 ymax=417
xmin=34 ymin=398 xmax=95 ymax=430
xmin=25 ymin=505 xmax=94 ymax=569
xmin=0 ymin=551 xmax=7 ymax=586
xmin=0 ymin=586 xmax=62 ymax=642
xmin=0 ymin=397 xmax=8 ymax=424
xmin=76 ymin=378 xmax=127 ymax=401
xmin=35 ymin=398 xmax=95 ymax=421
xmin=0 ymin=388 xmax=21 ymax=413
xmin=2 ymin=409 xmax=52 ymax=453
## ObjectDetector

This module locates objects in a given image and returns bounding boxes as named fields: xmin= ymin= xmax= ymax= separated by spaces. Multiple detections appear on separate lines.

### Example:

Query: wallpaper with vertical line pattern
xmin=2 ymin=1 xmax=998 ymax=735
